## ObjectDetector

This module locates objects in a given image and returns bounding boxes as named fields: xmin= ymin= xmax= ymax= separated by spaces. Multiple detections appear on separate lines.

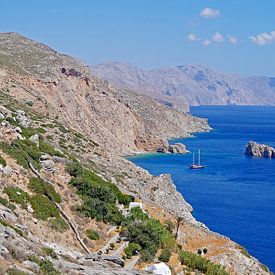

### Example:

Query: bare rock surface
xmin=245 ymin=141 xmax=275 ymax=158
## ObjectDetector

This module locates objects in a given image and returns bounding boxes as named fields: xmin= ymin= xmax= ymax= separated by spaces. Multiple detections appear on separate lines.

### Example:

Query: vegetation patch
xmin=39 ymin=140 xmax=63 ymax=157
xmin=29 ymin=255 xmax=60 ymax=275
xmin=28 ymin=177 xmax=61 ymax=203
xmin=158 ymin=249 xmax=171 ymax=262
xmin=48 ymin=217 xmax=69 ymax=232
xmin=22 ymin=127 xmax=45 ymax=138
xmin=86 ymin=229 xmax=100 ymax=240
xmin=121 ymin=207 xmax=175 ymax=262
xmin=30 ymin=194 xmax=59 ymax=220
xmin=0 ymin=219 xmax=24 ymax=237
xmin=0 ymin=196 xmax=16 ymax=211
xmin=0 ymin=154 xmax=7 ymax=167
xmin=4 ymin=187 xmax=29 ymax=209
xmin=7 ymin=269 xmax=27 ymax=275
xmin=66 ymin=162 xmax=133 ymax=225
xmin=42 ymin=247 xmax=58 ymax=259
xmin=124 ymin=242 xmax=142 ymax=258
xmin=178 ymin=250 xmax=229 ymax=275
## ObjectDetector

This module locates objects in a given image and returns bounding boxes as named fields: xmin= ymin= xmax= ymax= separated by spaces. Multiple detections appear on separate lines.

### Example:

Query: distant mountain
xmin=91 ymin=62 xmax=275 ymax=109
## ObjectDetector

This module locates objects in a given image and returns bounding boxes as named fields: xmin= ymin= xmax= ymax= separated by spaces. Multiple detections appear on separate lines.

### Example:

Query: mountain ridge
xmin=91 ymin=61 xmax=275 ymax=109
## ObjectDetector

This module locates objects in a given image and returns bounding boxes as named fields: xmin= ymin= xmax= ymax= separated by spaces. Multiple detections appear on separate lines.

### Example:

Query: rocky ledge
xmin=245 ymin=141 xmax=275 ymax=158
xmin=157 ymin=142 xmax=189 ymax=154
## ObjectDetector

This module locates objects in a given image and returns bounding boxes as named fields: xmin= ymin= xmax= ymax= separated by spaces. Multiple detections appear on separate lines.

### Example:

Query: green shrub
xmin=124 ymin=242 xmax=142 ymax=257
xmin=0 ymin=142 xmax=30 ymax=169
xmin=67 ymin=166 xmax=132 ymax=225
xmin=7 ymin=269 xmax=27 ymax=275
xmin=0 ymin=219 xmax=24 ymax=237
xmin=178 ymin=250 xmax=229 ymax=275
xmin=86 ymin=229 xmax=100 ymax=240
xmin=22 ymin=127 xmax=45 ymax=138
xmin=122 ymin=219 xmax=166 ymax=261
xmin=0 ymin=196 xmax=16 ymax=210
xmin=0 ymin=155 xmax=6 ymax=167
xmin=39 ymin=140 xmax=63 ymax=157
xmin=125 ymin=207 xmax=149 ymax=223
xmin=28 ymin=177 xmax=61 ymax=203
xmin=77 ymin=197 xmax=124 ymax=225
xmin=5 ymin=116 xmax=19 ymax=127
xmin=29 ymin=255 xmax=60 ymax=275
xmin=42 ymin=247 xmax=58 ymax=259
xmin=65 ymin=162 xmax=83 ymax=177
xmin=30 ymin=194 xmax=59 ymax=220
xmin=158 ymin=249 xmax=171 ymax=262
xmin=238 ymin=245 xmax=251 ymax=258
xmin=48 ymin=217 xmax=69 ymax=232
xmin=4 ymin=187 xmax=29 ymax=208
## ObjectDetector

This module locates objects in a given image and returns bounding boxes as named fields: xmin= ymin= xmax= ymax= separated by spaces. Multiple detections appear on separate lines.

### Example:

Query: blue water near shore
xmin=128 ymin=106 xmax=275 ymax=271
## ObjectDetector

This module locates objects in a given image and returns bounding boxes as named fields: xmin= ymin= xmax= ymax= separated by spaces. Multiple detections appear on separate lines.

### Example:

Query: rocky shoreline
xmin=156 ymin=142 xmax=189 ymax=154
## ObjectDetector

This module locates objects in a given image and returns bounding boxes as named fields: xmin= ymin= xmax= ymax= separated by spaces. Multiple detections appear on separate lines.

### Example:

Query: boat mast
xmin=198 ymin=149 xmax=201 ymax=165
xmin=192 ymin=153 xmax=195 ymax=165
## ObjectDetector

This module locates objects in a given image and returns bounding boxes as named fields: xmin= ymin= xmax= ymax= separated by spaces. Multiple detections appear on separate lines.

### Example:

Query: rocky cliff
xmin=91 ymin=62 xmax=275 ymax=109
xmin=0 ymin=32 xmax=271 ymax=274
xmin=0 ymin=33 xmax=210 ymax=156
xmin=245 ymin=141 xmax=275 ymax=158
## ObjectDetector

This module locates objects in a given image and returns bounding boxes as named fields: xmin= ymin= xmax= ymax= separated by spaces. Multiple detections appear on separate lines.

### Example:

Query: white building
xmin=146 ymin=262 xmax=171 ymax=275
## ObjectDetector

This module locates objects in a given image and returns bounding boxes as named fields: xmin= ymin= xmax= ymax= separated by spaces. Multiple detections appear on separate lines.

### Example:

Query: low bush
xmin=30 ymin=194 xmax=59 ymax=220
xmin=29 ymin=255 xmax=60 ymax=275
xmin=65 ymin=162 xmax=83 ymax=177
xmin=178 ymin=250 xmax=229 ymax=275
xmin=158 ymin=249 xmax=171 ymax=262
xmin=67 ymin=164 xmax=133 ymax=225
xmin=4 ymin=187 xmax=29 ymax=208
xmin=7 ymin=269 xmax=27 ymax=275
xmin=124 ymin=242 xmax=142 ymax=258
xmin=0 ymin=196 xmax=16 ymax=210
xmin=39 ymin=140 xmax=63 ymax=157
xmin=42 ymin=247 xmax=58 ymax=259
xmin=22 ymin=127 xmax=45 ymax=138
xmin=86 ymin=229 xmax=100 ymax=240
xmin=28 ymin=177 xmax=61 ymax=203
xmin=122 ymin=218 xmax=173 ymax=262
xmin=0 ymin=155 xmax=6 ymax=167
xmin=48 ymin=217 xmax=69 ymax=232
xmin=0 ymin=219 xmax=24 ymax=237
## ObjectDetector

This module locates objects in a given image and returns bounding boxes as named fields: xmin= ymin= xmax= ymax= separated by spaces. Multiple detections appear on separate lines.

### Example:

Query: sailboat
xmin=189 ymin=149 xmax=205 ymax=169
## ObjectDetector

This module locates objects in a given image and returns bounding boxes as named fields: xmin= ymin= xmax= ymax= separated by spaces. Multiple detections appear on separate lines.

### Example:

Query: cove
xmin=128 ymin=106 xmax=275 ymax=272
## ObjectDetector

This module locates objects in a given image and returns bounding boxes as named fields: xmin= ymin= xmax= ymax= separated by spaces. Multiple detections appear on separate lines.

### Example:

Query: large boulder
xmin=245 ymin=141 xmax=275 ymax=158
xmin=157 ymin=142 xmax=188 ymax=154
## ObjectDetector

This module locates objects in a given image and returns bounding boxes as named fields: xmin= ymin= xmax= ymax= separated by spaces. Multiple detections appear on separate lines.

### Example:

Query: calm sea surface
xmin=128 ymin=106 xmax=275 ymax=271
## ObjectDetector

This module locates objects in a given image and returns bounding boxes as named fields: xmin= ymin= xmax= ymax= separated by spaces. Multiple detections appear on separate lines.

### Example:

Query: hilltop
xmin=0 ymin=33 xmax=271 ymax=274
xmin=91 ymin=62 xmax=275 ymax=109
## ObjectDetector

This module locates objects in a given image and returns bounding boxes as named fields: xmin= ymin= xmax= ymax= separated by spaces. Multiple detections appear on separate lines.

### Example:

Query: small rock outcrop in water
xmin=157 ymin=142 xmax=188 ymax=154
xmin=245 ymin=141 xmax=275 ymax=158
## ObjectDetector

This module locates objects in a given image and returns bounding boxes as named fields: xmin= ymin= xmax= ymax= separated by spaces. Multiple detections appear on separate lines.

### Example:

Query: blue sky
xmin=1 ymin=0 xmax=275 ymax=76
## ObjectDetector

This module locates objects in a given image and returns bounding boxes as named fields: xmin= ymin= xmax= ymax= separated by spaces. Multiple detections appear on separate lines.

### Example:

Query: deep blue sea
xmin=128 ymin=106 xmax=275 ymax=272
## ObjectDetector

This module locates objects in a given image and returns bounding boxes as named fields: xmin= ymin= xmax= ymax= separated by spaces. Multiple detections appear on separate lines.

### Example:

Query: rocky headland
xmin=245 ymin=141 xmax=275 ymax=158
xmin=0 ymin=32 xmax=271 ymax=274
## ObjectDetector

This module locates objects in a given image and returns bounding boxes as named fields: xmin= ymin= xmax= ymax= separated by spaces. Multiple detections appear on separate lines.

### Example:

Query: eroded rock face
xmin=245 ymin=141 xmax=275 ymax=158
xmin=157 ymin=142 xmax=188 ymax=154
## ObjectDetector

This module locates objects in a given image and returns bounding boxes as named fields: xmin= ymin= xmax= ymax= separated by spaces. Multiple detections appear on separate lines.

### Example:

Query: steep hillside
xmin=0 ymin=33 xmax=209 ymax=156
xmin=0 ymin=33 xmax=272 ymax=274
xmin=91 ymin=62 xmax=275 ymax=107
